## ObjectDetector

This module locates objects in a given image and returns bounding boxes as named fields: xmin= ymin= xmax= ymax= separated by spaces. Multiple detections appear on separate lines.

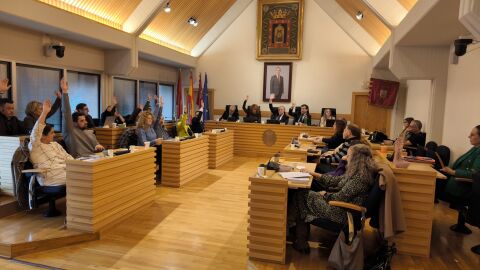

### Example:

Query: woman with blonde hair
xmin=23 ymin=91 xmax=61 ymax=134
xmin=135 ymin=98 xmax=163 ymax=146
xmin=288 ymin=144 xmax=378 ymax=253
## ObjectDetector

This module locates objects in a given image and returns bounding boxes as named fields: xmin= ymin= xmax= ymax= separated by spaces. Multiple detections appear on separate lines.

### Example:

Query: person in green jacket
xmin=176 ymin=107 xmax=192 ymax=138
xmin=441 ymin=125 xmax=480 ymax=234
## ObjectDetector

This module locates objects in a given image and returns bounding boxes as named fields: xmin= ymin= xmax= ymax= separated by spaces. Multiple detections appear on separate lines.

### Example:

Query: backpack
xmin=369 ymin=131 xmax=388 ymax=144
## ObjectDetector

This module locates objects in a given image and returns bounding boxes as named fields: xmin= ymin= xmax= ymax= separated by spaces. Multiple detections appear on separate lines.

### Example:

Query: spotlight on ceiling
xmin=355 ymin=11 xmax=364 ymax=20
xmin=187 ymin=17 xmax=198 ymax=27
xmin=164 ymin=1 xmax=171 ymax=13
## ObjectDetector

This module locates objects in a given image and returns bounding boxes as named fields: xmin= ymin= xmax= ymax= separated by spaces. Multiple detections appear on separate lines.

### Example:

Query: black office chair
xmin=466 ymin=172 xmax=480 ymax=254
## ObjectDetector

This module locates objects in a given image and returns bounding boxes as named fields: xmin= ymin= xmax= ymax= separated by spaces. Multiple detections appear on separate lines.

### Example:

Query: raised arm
xmin=46 ymin=91 xmax=62 ymax=119
xmin=0 ymin=78 xmax=11 ymax=95
xmin=30 ymin=99 xmax=52 ymax=147
xmin=242 ymin=96 xmax=248 ymax=114
xmin=61 ymin=78 xmax=73 ymax=135
xmin=153 ymin=96 xmax=164 ymax=130
xmin=288 ymin=102 xmax=296 ymax=117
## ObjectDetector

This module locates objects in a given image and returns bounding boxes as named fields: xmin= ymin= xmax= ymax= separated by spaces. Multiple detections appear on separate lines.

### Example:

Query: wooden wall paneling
xmin=335 ymin=0 xmax=391 ymax=45
xmin=161 ymin=136 xmax=209 ymax=187
xmin=351 ymin=92 xmax=391 ymax=136
xmin=66 ymin=148 xmax=156 ymax=232
xmin=204 ymin=121 xmax=334 ymax=156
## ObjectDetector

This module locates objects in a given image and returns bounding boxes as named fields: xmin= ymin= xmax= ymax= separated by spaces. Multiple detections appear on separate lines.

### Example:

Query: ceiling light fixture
xmin=355 ymin=11 xmax=364 ymax=20
xmin=164 ymin=1 xmax=171 ymax=13
xmin=187 ymin=17 xmax=198 ymax=27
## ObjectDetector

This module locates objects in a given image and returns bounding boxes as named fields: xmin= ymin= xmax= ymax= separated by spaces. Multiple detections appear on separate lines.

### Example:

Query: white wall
xmin=404 ymin=80 xmax=433 ymax=140
xmin=442 ymin=43 xmax=480 ymax=161
xmin=196 ymin=0 xmax=372 ymax=115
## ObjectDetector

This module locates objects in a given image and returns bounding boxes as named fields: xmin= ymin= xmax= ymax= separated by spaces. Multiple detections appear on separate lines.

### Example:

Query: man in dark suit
xmin=0 ymin=99 xmax=27 ymax=136
xmin=270 ymin=66 xmax=284 ymax=99
xmin=268 ymin=94 xmax=289 ymax=124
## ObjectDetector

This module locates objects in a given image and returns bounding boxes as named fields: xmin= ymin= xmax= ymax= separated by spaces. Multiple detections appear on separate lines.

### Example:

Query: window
xmin=67 ymin=71 xmax=101 ymax=119
xmin=0 ymin=61 xmax=11 ymax=100
xmin=114 ymin=78 xmax=136 ymax=116
xmin=159 ymin=83 xmax=174 ymax=120
xmin=139 ymin=81 xmax=158 ymax=105
xmin=16 ymin=64 xmax=62 ymax=130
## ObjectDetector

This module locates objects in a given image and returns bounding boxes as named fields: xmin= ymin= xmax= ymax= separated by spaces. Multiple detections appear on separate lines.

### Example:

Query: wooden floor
xmin=0 ymin=156 xmax=478 ymax=269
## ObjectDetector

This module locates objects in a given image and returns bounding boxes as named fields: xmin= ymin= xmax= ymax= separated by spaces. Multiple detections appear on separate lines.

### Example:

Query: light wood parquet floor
xmin=0 ymin=156 xmax=478 ymax=269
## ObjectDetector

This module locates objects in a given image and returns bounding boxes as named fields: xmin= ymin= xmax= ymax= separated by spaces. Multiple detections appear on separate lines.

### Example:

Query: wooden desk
xmin=375 ymin=151 xmax=440 ymax=257
xmin=204 ymin=121 xmax=334 ymax=156
xmin=204 ymin=130 xmax=234 ymax=169
xmin=93 ymin=127 xmax=126 ymax=149
xmin=0 ymin=136 xmax=28 ymax=196
xmin=282 ymin=142 xmax=321 ymax=162
xmin=368 ymin=140 xmax=394 ymax=151
xmin=162 ymin=136 xmax=209 ymax=187
xmin=66 ymin=148 xmax=156 ymax=232
xmin=248 ymin=162 xmax=315 ymax=264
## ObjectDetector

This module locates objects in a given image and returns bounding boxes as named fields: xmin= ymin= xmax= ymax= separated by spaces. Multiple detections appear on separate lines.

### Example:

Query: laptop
xmin=103 ymin=116 xmax=116 ymax=127
xmin=326 ymin=119 xmax=336 ymax=127
xmin=266 ymin=119 xmax=280 ymax=124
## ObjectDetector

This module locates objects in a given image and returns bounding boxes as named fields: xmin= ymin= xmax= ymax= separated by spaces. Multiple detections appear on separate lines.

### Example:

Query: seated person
xmin=190 ymin=101 xmax=205 ymax=134
xmin=319 ymin=108 xmax=336 ymax=127
xmin=136 ymin=111 xmax=163 ymax=146
xmin=100 ymin=96 xmax=126 ymax=126
xmin=315 ymin=120 xmax=346 ymax=150
xmin=219 ymin=105 xmax=239 ymax=122
xmin=398 ymin=117 xmax=414 ymax=139
xmin=23 ymin=91 xmax=61 ymax=134
xmin=316 ymin=124 xmax=362 ymax=173
xmin=176 ymin=107 xmax=192 ymax=138
xmin=288 ymin=144 xmax=378 ymax=253
xmin=75 ymin=103 xmax=95 ymax=128
xmin=61 ymin=79 xmax=104 ymax=157
xmin=153 ymin=96 xmax=172 ymax=140
xmin=28 ymin=99 xmax=73 ymax=203
xmin=242 ymin=95 xmax=261 ymax=123
xmin=288 ymin=103 xmax=311 ymax=126
xmin=0 ymin=99 xmax=27 ymax=136
xmin=268 ymin=94 xmax=289 ymax=124
xmin=404 ymin=120 xmax=426 ymax=155
xmin=441 ymin=125 xmax=480 ymax=234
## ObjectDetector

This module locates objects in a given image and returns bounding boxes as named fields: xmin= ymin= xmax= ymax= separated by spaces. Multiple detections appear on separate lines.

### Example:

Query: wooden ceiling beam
xmin=397 ymin=0 xmax=417 ymax=11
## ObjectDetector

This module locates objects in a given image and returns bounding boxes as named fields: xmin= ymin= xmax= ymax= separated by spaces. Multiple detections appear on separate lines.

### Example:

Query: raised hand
xmin=159 ymin=96 xmax=164 ymax=107
xmin=245 ymin=95 xmax=249 ymax=101
xmin=54 ymin=90 xmax=62 ymax=99
xmin=291 ymin=102 xmax=296 ymax=108
xmin=200 ymin=99 xmax=204 ymax=108
xmin=153 ymin=95 xmax=159 ymax=103
xmin=60 ymin=78 xmax=69 ymax=93
xmin=147 ymin=94 xmax=152 ymax=101
xmin=0 ymin=78 xmax=11 ymax=93
xmin=269 ymin=93 xmax=275 ymax=102
xmin=42 ymin=99 xmax=52 ymax=114
xmin=138 ymin=103 xmax=144 ymax=110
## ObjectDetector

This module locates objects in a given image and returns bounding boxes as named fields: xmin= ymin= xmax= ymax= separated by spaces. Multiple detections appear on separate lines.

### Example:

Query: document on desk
xmin=278 ymin=172 xmax=310 ymax=182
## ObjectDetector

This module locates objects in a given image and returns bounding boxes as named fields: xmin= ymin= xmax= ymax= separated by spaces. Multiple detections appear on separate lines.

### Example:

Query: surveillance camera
xmin=454 ymin=39 xmax=473 ymax=56
xmin=49 ymin=42 xmax=65 ymax=58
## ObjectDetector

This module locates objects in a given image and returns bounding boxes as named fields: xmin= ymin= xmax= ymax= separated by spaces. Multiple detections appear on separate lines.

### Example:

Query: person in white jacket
xmin=29 ymin=99 xmax=73 ymax=187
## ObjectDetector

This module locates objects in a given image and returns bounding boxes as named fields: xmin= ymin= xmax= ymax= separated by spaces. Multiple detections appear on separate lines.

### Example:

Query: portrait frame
xmin=256 ymin=0 xmax=304 ymax=60
xmin=263 ymin=62 xmax=292 ymax=103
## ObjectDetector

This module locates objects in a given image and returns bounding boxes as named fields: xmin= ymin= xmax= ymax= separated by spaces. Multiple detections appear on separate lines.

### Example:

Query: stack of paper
xmin=278 ymin=172 xmax=310 ymax=182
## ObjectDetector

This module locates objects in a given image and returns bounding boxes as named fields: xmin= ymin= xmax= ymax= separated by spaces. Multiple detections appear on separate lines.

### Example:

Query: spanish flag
xmin=187 ymin=70 xmax=194 ymax=123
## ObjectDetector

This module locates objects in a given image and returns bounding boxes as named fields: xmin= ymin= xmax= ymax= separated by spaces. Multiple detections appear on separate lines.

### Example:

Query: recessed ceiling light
xmin=164 ymin=1 xmax=171 ymax=13
xmin=356 ymin=11 xmax=364 ymax=20
xmin=188 ymin=17 xmax=198 ymax=27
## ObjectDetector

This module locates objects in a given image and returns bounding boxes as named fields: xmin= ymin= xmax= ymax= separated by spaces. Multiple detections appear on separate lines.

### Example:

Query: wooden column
xmin=205 ymin=130 xmax=234 ymax=169
xmin=162 ymin=136 xmax=209 ymax=187
xmin=66 ymin=148 xmax=156 ymax=232
xmin=248 ymin=175 xmax=288 ymax=264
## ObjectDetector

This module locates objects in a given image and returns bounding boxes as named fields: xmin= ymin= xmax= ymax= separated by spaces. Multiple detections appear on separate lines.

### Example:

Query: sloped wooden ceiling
xmin=140 ymin=0 xmax=236 ymax=55
xmin=37 ymin=0 xmax=142 ymax=30
xmin=398 ymin=0 xmax=417 ymax=11
xmin=336 ymin=0 xmax=391 ymax=45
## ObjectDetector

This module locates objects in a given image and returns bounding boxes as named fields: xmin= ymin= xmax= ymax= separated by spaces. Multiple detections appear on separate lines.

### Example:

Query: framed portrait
xmin=256 ymin=0 xmax=304 ymax=60
xmin=263 ymin=62 xmax=292 ymax=102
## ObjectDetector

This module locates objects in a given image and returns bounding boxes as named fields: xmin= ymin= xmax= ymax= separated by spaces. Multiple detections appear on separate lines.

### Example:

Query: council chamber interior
xmin=0 ymin=0 xmax=479 ymax=269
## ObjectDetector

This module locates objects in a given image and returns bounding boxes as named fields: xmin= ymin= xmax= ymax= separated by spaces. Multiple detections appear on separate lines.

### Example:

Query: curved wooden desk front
xmin=204 ymin=121 xmax=334 ymax=156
